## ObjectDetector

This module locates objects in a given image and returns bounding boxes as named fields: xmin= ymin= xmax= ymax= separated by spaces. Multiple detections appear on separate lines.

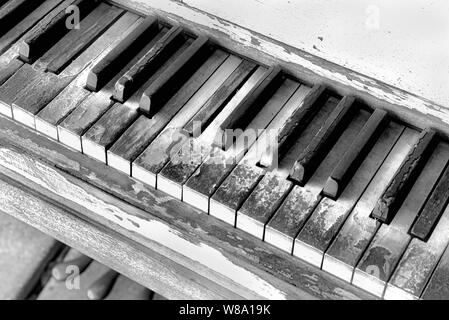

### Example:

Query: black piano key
xmin=410 ymin=163 xmax=449 ymax=241
xmin=139 ymin=35 xmax=211 ymax=116
xmin=19 ymin=0 xmax=98 ymax=62
xmin=0 ymin=0 xmax=63 ymax=56
xmin=372 ymin=128 xmax=437 ymax=223
xmin=0 ymin=0 xmax=44 ymax=32
xmin=289 ymin=95 xmax=355 ymax=184
xmin=259 ymin=84 xmax=326 ymax=168
xmin=45 ymin=3 xmax=124 ymax=74
xmin=113 ymin=26 xmax=184 ymax=102
xmin=86 ymin=15 xmax=159 ymax=91
xmin=183 ymin=59 xmax=257 ymax=136
xmin=322 ymin=108 xmax=388 ymax=199
xmin=102 ymin=49 xmax=228 ymax=168
xmin=216 ymin=66 xmax=282 ymax=149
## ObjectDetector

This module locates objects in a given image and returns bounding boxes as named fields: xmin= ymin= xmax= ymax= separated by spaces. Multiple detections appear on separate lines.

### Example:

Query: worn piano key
xmin=0 ymin=0 xmax=63 ymax=56
xmin=183 ymin=79 xmax=299 ymax=212
xmin=97 ymin=50 xmax=228 ymax=167
xmin=384 ymin=203 xmax=449 ymax=300
xmin=86 ymin=15 xmax=159 ymax=91
xmin=86 ymin=268 xmax=119 ymax=300
xmin=0 ymin=0 xmax=42 ymax=33
xmin=84 ymin=40 xmax=192 ymax=165
xmin=237 ymin=172 xmax=292 ymax=239
xmin=183 ymin=59 xmax=257 ymax=136
xmin=353 ymin=142 xmax=449 ymax=297
xmin=372 ymin=129 xmax=437 ymax=223
xmin=19 ymin=0 xmax=98 ymax=62
xmin=58 ymin=27 xmax=169 ymax=152
xmin=322 ymin=109 xmax=388 ymax=199
xmin=132 ymin=56 xmax=251 ymax=188
xmin=0 ymin=211 xmax=61 ymax=299
xmin=289 ymin=96 xmax=355 ymax=184
xmin=44 ymin=3 xmax=124 ymax=74
xmin=410 ymin=161 xmax=449 ymax=241
xmin=259 ymin=84 xmax=326 ymax=168
xmin=114 ymin=26 xmax=184 ymax=102
xmin=0 ymin=58 xmax=22 ymax=90
xmin=322 ymin=128 xmax=419 ymax=282
xmin=35 ymin=13 xmax=141 ymax=139
xmin=210 ymin=84 xmax=313 ymax=226
xmin=212 ymin=66 xmax=282 ymax=147
xmin=12 ymin=72 xmax=72 ymax=128
xmin=293 ymin=122 xmax=405 ymax=267
xmin=0 ymin=63 xmax=40 ymax=118
xmin=156 ymin=60 xmax=260 ymax=199
xmin=140 ymin=36 xmax=211 ymax=116
xmin=52 ymin=253 xmax=92 ymax=281
xmin=422 ymin=244 xmax=449 ymax=300
xmin=264 ymin=97 xmax=347 ymax=252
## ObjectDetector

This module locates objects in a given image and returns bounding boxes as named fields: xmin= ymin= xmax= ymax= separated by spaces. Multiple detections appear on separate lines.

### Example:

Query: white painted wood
xmin=112 ymin=0 xmax=449 ymax=135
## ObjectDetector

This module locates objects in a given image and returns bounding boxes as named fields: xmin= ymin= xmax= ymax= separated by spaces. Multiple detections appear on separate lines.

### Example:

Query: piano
xmin=0 ymin=0 xmax=448 ymax=300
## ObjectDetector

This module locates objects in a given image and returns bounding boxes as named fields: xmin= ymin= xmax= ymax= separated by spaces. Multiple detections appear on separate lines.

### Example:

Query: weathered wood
xmin=410 ymin=161 xmax=449 ymax=241
xmin=0 ymin=58 xmax=22 ymax=87
xmin=101 ymin=49 xmax=227 ymax=167
xmin=0 ymin=114 xmax=375 ymax=300
xmin=84 ymin=40 xmax=192 ymax=167
xmin=86 ymin=15 xmax=159 ymax=91
xmin=132 ymin=55 xmax=243 ymax=187
xmin=209 ymin=81 xmax=307 ymax=225
xmin=422 ymin=244 xmax=449 ymax=300
xmin=156 ymin=58 xmax=259 ymax=199
xmin=353 ymin=142 xmax=449 ymax=297
xmin=237 ymin=172 xmax=292 ymax=239
xmin=183 ymin=77 xmax=296 ymax=212
xmin=264 ymin=98 xmax=354 ymax=253
xmin=0 ymin=0 xmax=63 ymax=56
xmin=289 ymin=95 xmax=355 ymax=184
xmin=183 ymin=59 xmax=257 ymax=136
xmin=19 ymin=0 xmax=98 ymax=62
xmin=0 ymin=210 xmax=61 ymax=299
xmin=372 ymin=128 xmax=437 ymax=223
xmin=0 ymin=64 xmax=40 ymax=118
xmin=58 ymin=28 xmax=169 ymax=152
xmin=114 ymin=25 xmax=184 ymax=102
xmin=260 ymin=84 xmax=327 ymax=168
xmin=293 ymin=123 xmax=404 ymax=267
xmin=35 ymin=13 xmax=141 ymax=140
xmin=12 ymin=72 xmax=73 ymax=128
xmin=45 ymin=4 xmax=124 ymax=74
xmin=385 ymin=204 xmax=449 ymax=300
xmin=215 ymin=66 xmax=282 ymax=150
xmin=322 ymin=128 xmax=419 ymax=282
xmin=140 ymin=35 xmax=210 ymax=116
xmin=323 ymin=109 xmax=388 ymax=199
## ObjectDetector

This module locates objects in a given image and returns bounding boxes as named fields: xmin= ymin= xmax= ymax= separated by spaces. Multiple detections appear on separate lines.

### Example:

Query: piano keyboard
xmin=1 ymin=0 xmax=449 ymax=300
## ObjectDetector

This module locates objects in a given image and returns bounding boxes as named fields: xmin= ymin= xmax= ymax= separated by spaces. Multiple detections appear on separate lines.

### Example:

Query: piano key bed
xmin=0 ymin=0 xmax=448 ymax=300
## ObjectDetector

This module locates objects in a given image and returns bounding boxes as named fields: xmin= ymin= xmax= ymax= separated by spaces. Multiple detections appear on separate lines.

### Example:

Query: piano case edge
xmin=0 ymin=114 xmax=376 ymax=300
